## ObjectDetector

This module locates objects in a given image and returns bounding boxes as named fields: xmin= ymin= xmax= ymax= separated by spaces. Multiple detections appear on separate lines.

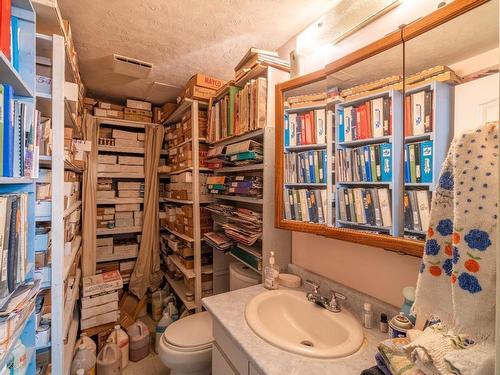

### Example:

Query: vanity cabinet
xmin=212 ymin=319 xmax=263 ymax=375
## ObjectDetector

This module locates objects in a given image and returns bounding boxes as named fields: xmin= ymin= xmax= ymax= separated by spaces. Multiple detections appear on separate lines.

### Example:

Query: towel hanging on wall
xmin=413 ymin=122 xmax=498 ymax=340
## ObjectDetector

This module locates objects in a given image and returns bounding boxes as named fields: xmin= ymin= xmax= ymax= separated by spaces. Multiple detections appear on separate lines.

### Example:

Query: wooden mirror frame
xmin=275 ymin=0 xmax=490 ymax=257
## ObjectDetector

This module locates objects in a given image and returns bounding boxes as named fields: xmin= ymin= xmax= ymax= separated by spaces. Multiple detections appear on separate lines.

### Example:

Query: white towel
xmin=413 ymin=122 xmax=498 ymax=340
xmin=443 ymin=343 xmax=495 ymax=375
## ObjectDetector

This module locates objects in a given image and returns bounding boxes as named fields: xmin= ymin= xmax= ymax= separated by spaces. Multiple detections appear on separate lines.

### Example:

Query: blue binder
xmin=363 ymin=146 xmax=372 ymax=182
xmin=284 ymin=113 xmax=289 ymax=147
xmin=380 ymin=143 xmax=392 ymax=182
xmin=3 ymin=84 xmax=13 ymax=177
xmin=11 ymin=16 xmax=19 ymax=71
xmin=308 ymin=151 xmax=315 ymax=183
xmin=404 ymin=144 xmax=411 ymax=183
xmin=338 ymin=108 xmax=344 ymax=143
xmin=322 ymin=150 xmax=327 ymax=184
xmin=420 ymin=140 xmax=433 ymax=183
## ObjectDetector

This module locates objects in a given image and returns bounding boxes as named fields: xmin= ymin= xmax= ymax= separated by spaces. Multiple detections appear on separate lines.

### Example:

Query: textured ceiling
xmin=59 ymin=0 xmax=335 ymax=105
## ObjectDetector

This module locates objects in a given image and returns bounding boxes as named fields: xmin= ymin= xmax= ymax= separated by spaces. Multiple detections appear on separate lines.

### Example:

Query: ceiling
xmin=58 ymin=0 xmax=336 ymax=105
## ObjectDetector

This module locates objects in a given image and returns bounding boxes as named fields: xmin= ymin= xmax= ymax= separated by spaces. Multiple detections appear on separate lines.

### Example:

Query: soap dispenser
xmin=264 ymin=251 xmax=279 ymax=290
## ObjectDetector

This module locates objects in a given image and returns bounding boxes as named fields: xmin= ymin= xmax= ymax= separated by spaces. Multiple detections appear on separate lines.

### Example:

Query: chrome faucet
xmin=305 ymin=280 xmax=346 ymax=313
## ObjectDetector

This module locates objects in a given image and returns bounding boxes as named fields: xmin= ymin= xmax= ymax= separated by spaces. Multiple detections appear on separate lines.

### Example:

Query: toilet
xmin=158 ymin=261 xmax=260 ymax=374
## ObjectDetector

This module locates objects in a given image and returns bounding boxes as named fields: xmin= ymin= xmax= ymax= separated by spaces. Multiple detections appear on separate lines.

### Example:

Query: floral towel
xmin=413 ymin=122 xmax=498 ymax=340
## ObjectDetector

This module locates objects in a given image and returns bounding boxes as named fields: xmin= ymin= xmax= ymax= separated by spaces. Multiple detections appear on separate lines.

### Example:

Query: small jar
xmin=363 ymin=303 xmax=373 ymax=329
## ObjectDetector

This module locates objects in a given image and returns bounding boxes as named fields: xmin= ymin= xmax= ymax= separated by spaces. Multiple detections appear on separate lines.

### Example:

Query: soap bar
xmin=278 ymin=273 xmax=301 ymax=288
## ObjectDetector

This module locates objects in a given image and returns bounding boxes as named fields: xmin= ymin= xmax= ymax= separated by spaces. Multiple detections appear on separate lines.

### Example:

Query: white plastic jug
xmin=71 ymin=344 xmax=96 ymax=375
xmin=96 ymin=340 xmax=122 ymax=375
xmin=151 ymin=289 xmax=167 ymax=321
xmin=108 ymin=325 xmax=129 ymax=369
xmin=75 ymin=332 xmax=97 ymax=357
xmin=155 ymin=301 xmax=178 ymax=353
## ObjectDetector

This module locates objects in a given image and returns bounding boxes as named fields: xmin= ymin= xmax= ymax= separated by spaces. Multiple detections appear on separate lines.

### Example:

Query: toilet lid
xmin=230 ymin=261 xmax=260 ymax=284
xmin=163 ymin=311 xmax=213 ymax=350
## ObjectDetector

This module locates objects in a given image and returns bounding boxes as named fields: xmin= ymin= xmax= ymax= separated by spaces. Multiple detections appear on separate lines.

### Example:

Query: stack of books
xmin=284 ymin=109 xmax=326 ymax=147
xmin=339 ymin=96 xmax=392 ymax=142
xmin=284 ymin=92 xmax=327 ymax=110
xmin=404 ymin=141 xmax=433 ymax=183
xmin=206 ymin=140 xmax=263 ymax=169
xmin=203 ymin=232 xmax=235 ymax=252
xmin=284 ymin=150 xmax=327 ymax=184
xmin=404 ymin=90 xmax=433 ymax=136
xmin=337 ymin=187 xmax=392 ymax=228
xmin=1 ymin=84 xmax=41 ymax=178
xmin=337 ymin=143 xmax=392 ymax=183
xmin=234 ymin=47 xmax=289 ymax=81
xmin=207 ymin=175 xmax=263 ymax=198
xmin=404 ymin=190 xmax=432 ymax=233
xmin=283 ymin=188 xmax=327 ymax=224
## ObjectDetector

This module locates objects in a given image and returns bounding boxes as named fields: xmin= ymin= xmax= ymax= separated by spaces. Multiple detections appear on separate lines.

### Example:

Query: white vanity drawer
xmin=213 ymin=342 xmax=238 ymax=375
xmin=213 ymin=319 xmax=248 ymax=375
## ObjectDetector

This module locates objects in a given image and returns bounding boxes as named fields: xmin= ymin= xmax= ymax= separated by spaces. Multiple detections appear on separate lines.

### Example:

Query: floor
xmin=123 ymin=314 xmax=170 ymax=375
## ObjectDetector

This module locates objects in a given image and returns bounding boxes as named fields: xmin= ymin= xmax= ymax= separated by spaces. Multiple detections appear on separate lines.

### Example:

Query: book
xmin=371 ymin=97 xmax=384 ymax=138
xmin=343 ymin=106 xmax=353 ymax=142
xmin=2 ymin=84 xmax=13 ymax=177
xmin=284 ymin=113 xmax=289 ymax=147
xmin=0 ymin=0 xmax=10 ymax=61
xmin=314 ymin=109 xmax=326 ymax=144
xmin=420 ymin=140 xmax=433 ymax=183
xmin=289 ymin=113 xmax=297 ymax=146
xmin=424 ymin=91 xmax=433 ymax=133
xmin=412 ymin=91 xmax=426 ymax=135
xmin=383 ymin=97 xmax=391 ymax=136
xmin=404 ymin=95 xmax=412 ymax=136
xmin=380 ymin=143 xmax=392 ymax=182
xmin=337 ymin=108 xmax=344 ymax=143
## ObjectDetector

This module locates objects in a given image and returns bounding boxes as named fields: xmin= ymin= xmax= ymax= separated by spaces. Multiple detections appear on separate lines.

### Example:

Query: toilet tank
xmin=229 ymin=261 xmax=260 ymax=291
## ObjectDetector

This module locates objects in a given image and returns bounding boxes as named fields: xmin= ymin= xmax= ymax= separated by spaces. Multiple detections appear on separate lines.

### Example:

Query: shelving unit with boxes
xmin=0 ymin=1 xmax=41 ymax=374
xmin=34 ymin=29 xmax=85 ymax=375
xmin=159 ymin=98 xmax=214 ymax=312
xmin=204 ymin=57 xmax=292 ymax=288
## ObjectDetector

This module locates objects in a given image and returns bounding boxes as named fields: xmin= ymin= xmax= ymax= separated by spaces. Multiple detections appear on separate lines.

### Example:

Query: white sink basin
xmin=245 ymin=289 xmax=364 ymax=359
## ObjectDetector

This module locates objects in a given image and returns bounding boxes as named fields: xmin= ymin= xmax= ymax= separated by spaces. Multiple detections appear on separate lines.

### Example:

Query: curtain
xmin=129 ymin=123 xmax=165 ymax=298
xmin=82 ymin=114 xmax=97 ymax=277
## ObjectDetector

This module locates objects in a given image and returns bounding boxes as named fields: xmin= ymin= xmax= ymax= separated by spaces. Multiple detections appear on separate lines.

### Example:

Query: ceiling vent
xmin=112 ymin=54 xmax=153 ymax=79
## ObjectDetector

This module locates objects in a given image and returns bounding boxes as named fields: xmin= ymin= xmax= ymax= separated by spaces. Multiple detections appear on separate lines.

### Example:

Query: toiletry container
xmin=127 ymin=320 xmax=150 ymax=362
xmin=10 ymin=341 xmax=27 ymax=375
xmin=363 ymin=303 xmax=373 ymax=329
xmin=401 ymin=286 xmax=416 ymax=324
xmin=96 ymin=340 xmax=122 ymax=375
xmin=229 ymin=261 xmax=260 ymax=291
xmin=108 ymin=325 xmax=129 ymax=369
xmin=264 ymin=251 xmax=279 ymax=290
xmin=152 ymin=288 xmax=168 ymax=321
xmin=156 ymin=301 xmax=178 ymax=353
xmin=71 ymin=344 xmax=96 ymax=375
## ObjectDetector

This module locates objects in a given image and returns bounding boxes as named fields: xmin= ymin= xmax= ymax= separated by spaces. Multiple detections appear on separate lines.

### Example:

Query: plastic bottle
xmin=401 ymin=286 xmax=416 ymax=324
xmin=363 ymin=302 xmax=373 ymax=329
xmin=71 ymin=344 xmax=96 ymax=375
xmin=10 ymin=341 xmax=27 ymax=375
xmin=264 ymin=251 xmax=279 ymax=290
xmin=380 ymin=313 xmax=389 ymax=333
xmin=108 ymin=324 xmax=129 ymax=369
xmin=76 ymin=370 xmax=85 ymax=375
xmin=75 ymin=332 xmax=97 ymax=357
xmin=96 ymin=339 xmax=122 ymax=375
xmin=155 ymin=301 xmax=179 ymax=353
xmin=152 ymin=289 xmax=168 ymax=321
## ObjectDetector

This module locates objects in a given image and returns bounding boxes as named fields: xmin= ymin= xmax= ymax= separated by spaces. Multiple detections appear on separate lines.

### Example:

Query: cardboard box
xmin=81 ymin=291 xmax=119 ymax=309
xmin=96 ymin=190 xmax=116 ymax=200
xmin=117 ymin=183 xmax=143 ymax=192
xmin=96 ymin=237 xmax=113 ymax=247
xmin=124 ymin=113 xmax=152 ymax=123
xmin=99 ymin=127 xmax=113 ymax=138
xmin=115 ymin=204 xmax=140 ymax=212
xmin=115 ymin=216 xmax=134 ymax=227
xmin=96 ymin=214 xmax=114 ymax=221
xmin=94 ymin=107 xmax=124 ymax=119
xmin=97 ymin=207 xmax=115 ymax=216
xmin=118 ymin=190 xmax=142 ymax=198
xmin=118 ymin=156 xmax=144 ymax=166
xmin=82 ymin=271 xmax=123 ymax=297
xmin=124 ymin=107 xmax=152 ymax=117
xmin=98 ymin=101 xmax=124 ymax=111
xmin=137 ymin=133 xmax=145 ymax=141
xmin=184 ymin=85 xmax=216 ymax=101
xmin=81 ymin=300 xmax=119 ymax=320
xmin=133 ymin=211 xmax=143 ymax=227
xmin=97 ymin=245 xmax=113 ymax=257
xmin=113 ymin=138 xmax=144 ymax=148
xmin=112 ymin=129 xmax=138 ymax=141
xmin=114 ymin=243 xmax=138 ymax=257
xmin=81 ymin=309 xmax=119 ymax=330
xmin=64 ymin=127 xmax=73 ymax=140
xmin=97 ymin=164 xmax=143 ymax=174
xmin=98 ymin=154 xmax=117 ymax=164
xmin=186 ymin=73 xmax=225 ymax=91
xmin=126 ymin=99 xmax=151 ymax=111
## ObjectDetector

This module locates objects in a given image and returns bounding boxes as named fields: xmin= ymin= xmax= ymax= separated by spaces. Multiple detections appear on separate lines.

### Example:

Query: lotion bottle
xmin=264 ymin=251 xmax=279 ymax=290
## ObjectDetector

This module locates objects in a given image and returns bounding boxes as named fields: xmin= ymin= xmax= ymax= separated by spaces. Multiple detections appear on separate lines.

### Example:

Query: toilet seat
xmin=162 ymin=311 xmax=214 ymax=353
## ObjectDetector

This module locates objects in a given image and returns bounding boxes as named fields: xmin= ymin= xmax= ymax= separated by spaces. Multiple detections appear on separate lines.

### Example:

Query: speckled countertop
xmin=202 ymin=284 xmax=390 ymax=375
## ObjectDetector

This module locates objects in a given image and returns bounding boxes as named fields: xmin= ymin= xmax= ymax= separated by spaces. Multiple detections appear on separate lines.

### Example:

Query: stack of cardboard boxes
xmin=81 ymin=271 xmax=123 ymax=330
xmin=160 ymin=204 xmax=212 ymax=239
xmin=124 ymin=99 xmax=152 ymax=123
xmin=96 ymin=236 xmax=139 ymax=262
xmin=91 ymin=99 xmax=154 ymax=123
xmin=98 ymin=126 xmax=145 ymax=152
xmin=167 ymin=172 xmax=211 ymax=201
xmin=179 ymin=73 xmax=225 ymax=103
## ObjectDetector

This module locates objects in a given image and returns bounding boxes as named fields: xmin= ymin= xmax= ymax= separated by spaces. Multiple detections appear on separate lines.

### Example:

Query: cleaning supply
xmin=75 ymin=332 xmax=97 ymax=357
xmin=413 ymin=122 xmax=498 ymax=340
xmin=362 ymin=302 xmax=373 ymax=329
xmin=264 ymin=251 xmax=279 ymax=290
xmin=126 ymin=320 xmax=150 ymax=362
xmin=71 ymin=344 xmax=96 ymax=375
xmin=151 ymin=288 xmax=167 ymax=321
xmin=380 ymin=313 xmax=388 ymax=333
xmin=401 ymin=286 xmax=416 ymax=325
xmin=96 ymin=340 xmax=122 ymax=375
xmin=388 ymin=313 xmax=413 ymax=338
xmin=10 ymin=340 xmax=27 ymax=375
xmin=155 ymin=301 xmax=179 ymax=353
xmin=108 ymin=325 xmax=129 ymax=369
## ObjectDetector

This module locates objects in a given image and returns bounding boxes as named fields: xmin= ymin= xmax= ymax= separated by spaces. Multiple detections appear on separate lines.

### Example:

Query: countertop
xmin=202 ymin=284 xmax=389 ymax=375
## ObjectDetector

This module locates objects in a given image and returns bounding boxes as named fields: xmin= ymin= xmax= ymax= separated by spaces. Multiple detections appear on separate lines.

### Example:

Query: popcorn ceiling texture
xmin=59 ymin=0 xmax=334 ymax=104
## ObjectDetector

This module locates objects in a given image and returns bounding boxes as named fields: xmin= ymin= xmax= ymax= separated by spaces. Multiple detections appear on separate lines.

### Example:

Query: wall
xmin=278 ymin=1 xmax=498 ymax=307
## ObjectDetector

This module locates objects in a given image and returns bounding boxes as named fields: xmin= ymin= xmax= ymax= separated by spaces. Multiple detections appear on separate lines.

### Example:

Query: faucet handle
xmin=327 ymin=290 xmax=346 ymax=312
xmin=330 ymin=290 xmax=346 ymax=300
xmin=305 ymin=280 xmax=320 ymax=294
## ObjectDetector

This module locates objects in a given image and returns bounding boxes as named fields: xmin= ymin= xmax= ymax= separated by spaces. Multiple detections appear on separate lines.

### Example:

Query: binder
xmin=0 ymin=0 xmax=10 ymax=61
xmin=2 ymin=84 xmax=13 ymax=177
xmin=414 ymin=142 xmax=421 ymax=183
xmin=371 ymin=188 xmax=383 ymax=227
xmin=424 ymin=91 xmax=433 ymax=133
xmin=403 ymin=191 xmax=413 ymax=230
xmin=369 ymin=146 xmax=377 ymax=182
xmin=0 ymin=85 xmax=3 ymax=176
xmin=383 ymin=97 xmax=391 ymax=136
xmin=378 ymin=188 xmax=392 ymax=227
xmin=338 ymin=108 xmax=344 ymax=143
xmin=404 ymin=95 xmax=412 ymax=136
xmin=344 ymin=106 xmax=353 ymax=142
xmin=409 ymin=191 xmax=421 ymax=231
xmin=284 ymin=113 xmax=289 ymax=147
xmin=362 ymin=190 xmax=375 ymax=226
xmin=380 ymin=143 xmax=392 ymax=182
xmin=408 ymin=144 xmax=416 ymax=183
xmin=315 ymin=109 xmax=326 ymax=144
xmin=11 ymin=15 xmax=19 ymax=71
xmin=313 ymin=151 xmax=320 ymax=183
xmin=288 ymin=189 xmax=296 ymax=220
xmin=299 ymin=189 xmax=309 ymax=222
xmin=289 ymin=113 xmax=297 ymax=146
xmin=420 ymin=140 xmax=433 ymax=183
xmin=283 ymin=189 xmax=291 ymax=220
xmin=322 ymin=150 xmax=327 ymax=184
xmin=416 ymin=190 xmax=431 ymax=230
xmin=306 ymin=190 xmax=315 ymax=222
xmin=308 ymin=151 xmax=315 ymax=183
xmin=363 ymin=146 xmax=372 ymax=182
xmin=412 ymin=91 xmax=425 ymax=135
xmin=314 ymin=190 xmax=324 ymax=223
xmin=404 ymin=145 xmax=410 ymax=183
xmin=371 ymin=97 xmax=384 ymax=138
xmin=374 ymin=146 xmax=381 ymax=182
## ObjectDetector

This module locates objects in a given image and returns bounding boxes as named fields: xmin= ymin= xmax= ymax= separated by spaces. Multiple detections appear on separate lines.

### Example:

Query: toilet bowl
xmin=229 ymin=261 xmax=261 ymax=291
xmin=158 ymin=311 xmax=213 ymax=375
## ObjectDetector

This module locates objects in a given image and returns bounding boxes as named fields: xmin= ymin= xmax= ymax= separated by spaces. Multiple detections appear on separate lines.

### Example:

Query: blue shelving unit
xmin=0 ymin=0 xmax=37 ymax=374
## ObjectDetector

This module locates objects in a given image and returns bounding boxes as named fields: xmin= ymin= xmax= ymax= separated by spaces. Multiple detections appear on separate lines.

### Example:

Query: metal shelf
xmin=0 ymin=49 xmax=33 ymax=97
xmin=0 ymin=177 xmax=34 ymax=184
xmin=209 ymin=128 xmax=264 ymax=147
xmin=214 ymin=164 xmax=264 ymax=173
xmin=285 ymin=143 xmax=327 ymax=152
xmin=338 ymin=135 xmax=392 ymax=147
xmin=159 ymin=197 xmax=213 ymax=205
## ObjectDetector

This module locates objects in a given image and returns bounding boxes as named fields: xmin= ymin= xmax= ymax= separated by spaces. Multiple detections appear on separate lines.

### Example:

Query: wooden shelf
xmin=285 ymin=183 xmax=327 ymax=188
xmin=97 ymin=172 xmax=145 ymax=179
xmin=63 ymin=236 xmax=81 ymax=281
xmin=164 ymin=274 xmax=196 ymax=310
xmin=162 ymin=226 xmax=194 ymax=242
xmin=0 ymin=49 xmax=33 ymax=97
xmin=95 ymin=116 xmax=152 ymax=128
xmin=97 ymin=197 xmax=144 ymax=205
xmin=63 ymin=200 xmax=81 ymax=218
xmin=213 ymin=195 xmax=263 ymax=204
xmin=164 ymin=99 xmax=208 ymax=125
xmin=159 ymin=197 xmax=213 ymax=204
xmin=98 ymin=145 xmax=145 ymax=154
xmin=337 ymin=181 xmax=392 ymax=187
xmin=214 ymin=164 xmax=264 ymax=173
xmin=159 ymin=167 xmax=212 ymax=176
xmin=209 ymin=128 xmax=264 ymax=147
xmin=96 ymin=253 xmax=137 ymax=263
xmin=0 ymin=177 xmax=34 ymax=184
xmin=285 ymin=144 xmax=326 ymax=152
xmin=96 ymin=226 xmax=142 ymax=235
xmin=234 ymin=64 xmax=268 ymax=88
xmin=168 ymin=254 xmax=213 ymax=279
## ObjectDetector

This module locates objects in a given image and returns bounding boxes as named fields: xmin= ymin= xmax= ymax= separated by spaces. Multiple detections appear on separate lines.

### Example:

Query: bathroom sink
xmin=245 ymin=289 xmax=364 ymax=359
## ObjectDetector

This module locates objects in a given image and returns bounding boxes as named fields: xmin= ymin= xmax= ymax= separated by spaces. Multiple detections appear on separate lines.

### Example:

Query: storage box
xmin=115 ymin=212 xmax=134 ymax=227
xmin=184 ymin=85 xmax=216 ymax=101
xmin=98 ymin=155 xmax=117 ymax=164
xmin=96 ymin=190 xmax=116 ymax=200
xmin=97 ymin=164 xmax=143 ymax=174
xmin=186 ymin=73 xmax=225 ymax=91
xmin=82 ymin=271 xmax=123 ymax=297
xmin=97 ymin=245 xmax=113 ymax=257
xmin=81 ymin=300 xmax=119 ymax=320
xmin=133 ymin=211 xmax=143 ymax=227
xmin=113 ymin=138 xmax=144 ymax=148
xmin=94 ymin=107 xmax=124 ymax=119
xmin=126 ymin=99 xmax=152 ymax=111
xmin=137 ymin=133 xmax=145 ymax=141
xmin=114 ymin=243 xmax=138 ymax=257
xmin=96 ymin=237 xmax=113 ymax=247
xmin=118 ymin=190 xmax=142 ymax=198
xmin=81 ymin=291 xmax=119 ymax=309
xmin=81 ymin=310 xmax=120 ymax=330
xmin=35 ymin=201 xmax=52 ymax=220
xmin=124 ymin=113 xmax=152 ymax=123
xmin=97 ymin=207 xmax=115 ymax=215
xmin=115 ymin=204 xmax=140 ymax=212
xmin=117 ymin=182 xmax=143 ymax=191
xmin=118 ymin=156 xmax=144 ymax=166
xmin=98 ymin=101 xmax=124 ymax=111
xmin=99 ymin=127 xmax=113 ymax=138
xmin=112 ymin=129 xmax=138 ymax=141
